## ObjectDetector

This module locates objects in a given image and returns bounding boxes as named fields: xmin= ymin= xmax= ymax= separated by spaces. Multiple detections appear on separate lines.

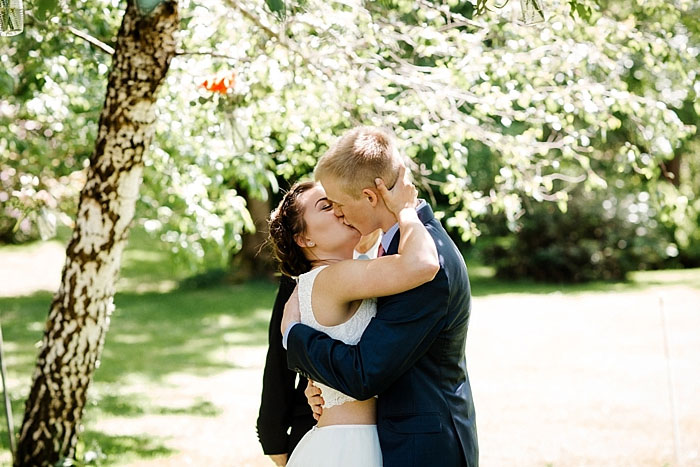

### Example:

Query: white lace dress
xmin=286 ymin=265 xmax=382 ymax=467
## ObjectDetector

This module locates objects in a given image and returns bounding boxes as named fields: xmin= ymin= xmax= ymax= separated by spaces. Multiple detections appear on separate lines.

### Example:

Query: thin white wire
xmin=659 ymin=296 xmax=681 ymax=465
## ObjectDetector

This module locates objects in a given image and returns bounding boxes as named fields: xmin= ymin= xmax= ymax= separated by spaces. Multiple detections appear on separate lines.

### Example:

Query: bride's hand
xmin=375 ymin=165 xmax=418 ymax=217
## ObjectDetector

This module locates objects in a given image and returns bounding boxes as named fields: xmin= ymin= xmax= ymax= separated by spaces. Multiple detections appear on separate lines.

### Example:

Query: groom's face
xmin=320 ymin=176 xmax=377 ymax=236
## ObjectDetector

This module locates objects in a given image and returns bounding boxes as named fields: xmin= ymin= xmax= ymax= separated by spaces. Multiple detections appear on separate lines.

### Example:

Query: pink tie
xmin=377 ymin=244 xmax=385 ymax=257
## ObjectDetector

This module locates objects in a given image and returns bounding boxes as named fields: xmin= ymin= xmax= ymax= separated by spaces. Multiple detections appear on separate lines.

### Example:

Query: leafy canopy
xmin=1 ymin=0 xmax=697 ymax=270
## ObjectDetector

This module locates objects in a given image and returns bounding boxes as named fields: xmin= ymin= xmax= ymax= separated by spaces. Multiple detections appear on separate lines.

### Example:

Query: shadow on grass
xmin=0 ymin=281 xmax=277 ymax=383
xmin=100 ymin=281 xmax=277 ymax=382
xmin=0 ymin=428 xmax=174 ymax=467
xmin=2 ymin=227 xmax=698 ymax=463
xmin=468 ymin=264 xmax=700 ymax=297
xmin=87 ymin=394 xmax=221 ymax=417
xmin=0 ymin=395 xmax=212 ymax=462
xmin=79 ymin=431 xmax=175 ymax=464
xmin=0 ymin=280 xmax=276 ymax=463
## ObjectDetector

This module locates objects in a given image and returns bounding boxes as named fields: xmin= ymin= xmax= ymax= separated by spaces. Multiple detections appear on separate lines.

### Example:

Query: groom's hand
xmin=281 ymin=286 xmax=301 ymax=337
xmin=305 ymin=379 xmax=324 ymax=421
xmin=375 ymin=165 xmax=418 ymax=216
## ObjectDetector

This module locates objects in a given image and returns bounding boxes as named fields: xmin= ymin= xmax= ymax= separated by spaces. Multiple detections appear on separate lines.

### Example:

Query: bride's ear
xmin=362 ymin=188 xmax=379 ymax=207
xmin=295 ymin=234 xmax=315 ymax=248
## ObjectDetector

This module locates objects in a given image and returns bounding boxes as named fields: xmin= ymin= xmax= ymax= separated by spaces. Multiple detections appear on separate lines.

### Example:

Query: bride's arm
xmin=315 ymin=166 xmax=439 ymax=302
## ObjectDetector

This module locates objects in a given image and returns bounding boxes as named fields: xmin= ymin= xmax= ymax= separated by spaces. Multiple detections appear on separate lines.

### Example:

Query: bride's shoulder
xmin=298 ymin=265 xmax=332 ymax=295
xmin=299 ymin=264 xmax=329 ymax=280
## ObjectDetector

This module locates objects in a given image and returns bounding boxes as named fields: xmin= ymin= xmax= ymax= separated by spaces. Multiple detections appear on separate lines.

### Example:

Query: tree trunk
xmin=662 ymin=153 xmax=681 ymax=187
xmin=229 ymin=195 xmax=276 ymax=281
xmin=14 ymin=1 xmax=178 ymax=464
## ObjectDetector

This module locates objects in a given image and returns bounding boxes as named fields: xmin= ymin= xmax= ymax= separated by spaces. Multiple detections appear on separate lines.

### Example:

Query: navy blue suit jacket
xmin=286 ymin=203 xmax=478 ymax=467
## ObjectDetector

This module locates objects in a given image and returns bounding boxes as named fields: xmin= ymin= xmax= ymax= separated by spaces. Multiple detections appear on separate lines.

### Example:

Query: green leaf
xmin=557 ymin=198 xmax=568 ymax=214
xmin=35 ymin=0 xmax=59 ymax=21
xmin=0 ymin=69 xmax=14 ymax=94
xmin=265 ymin=0 xmax=285 ymax=17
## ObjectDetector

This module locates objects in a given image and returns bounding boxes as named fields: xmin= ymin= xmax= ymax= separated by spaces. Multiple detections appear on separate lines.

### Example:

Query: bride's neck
xmin=309 ymin=256 xmax=346 ymax=268
xmin=307 ymin=248 xmax=354 ymax=268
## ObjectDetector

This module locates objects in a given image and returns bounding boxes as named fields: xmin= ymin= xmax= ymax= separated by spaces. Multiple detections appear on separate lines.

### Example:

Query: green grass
xmin=75 ymin=432 xmax=175 ymax=465
xmin=0 ymin=281 xmax=278 ymax=463
xmin=467 ymin=263 xmax=700 ymax=296
xmin=0 ymin=229 xmax=278 ymax=464
xmin=1 ymin=229 xmax=699 ymax=464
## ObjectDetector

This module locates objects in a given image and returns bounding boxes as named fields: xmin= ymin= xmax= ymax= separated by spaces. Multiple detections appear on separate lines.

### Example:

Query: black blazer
xmin=287 ymin=203 xmax=478 ymax=467
xmin=257 ymin=275 xmax=315 ymax=456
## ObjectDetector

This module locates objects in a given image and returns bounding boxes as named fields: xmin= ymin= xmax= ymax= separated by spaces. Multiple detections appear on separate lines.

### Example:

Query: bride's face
xmin=296 ymin=184 xmax=361 ymax=256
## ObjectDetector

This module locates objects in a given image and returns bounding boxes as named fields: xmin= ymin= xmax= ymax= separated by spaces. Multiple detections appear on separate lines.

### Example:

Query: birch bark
xmin=15 ymin=1 xmax=178 ymax=464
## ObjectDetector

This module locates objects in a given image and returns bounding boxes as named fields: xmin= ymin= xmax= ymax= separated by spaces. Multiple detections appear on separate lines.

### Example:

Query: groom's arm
xmin=286 ymin=268 xmax=450 ymax=400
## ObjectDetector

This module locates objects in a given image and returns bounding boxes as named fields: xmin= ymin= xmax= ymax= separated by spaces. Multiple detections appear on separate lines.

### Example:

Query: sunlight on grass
xmin=0 ymin=278 xmax=277 ymax=464
xmin=629 ymin=267 xmax=700 ymax=287
xmin=0 ymin=238 xmax=66 ymax=253
xmin=2 ymin=231 xmax=699 ymax=465
xmin=467 ymin=260 xmax=700 ymax=297
xmin=111 ymin=333 xmax=151 ymax=345
xmin=467 ymin=263 xmax=496 ymax=280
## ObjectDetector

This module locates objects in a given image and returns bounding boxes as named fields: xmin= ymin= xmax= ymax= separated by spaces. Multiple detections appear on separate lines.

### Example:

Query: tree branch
xmin=66 ymin=24 xmax=114 ymax=54
xmin=226 ymin=0 xmax=279 ymax=39
xmin=174 ymin=50 xmax=251 ymax=62
xmin=26 ymin=13 xmax=114 ymax=55
xmin=224 ymin=0 xmax=337 ymax=82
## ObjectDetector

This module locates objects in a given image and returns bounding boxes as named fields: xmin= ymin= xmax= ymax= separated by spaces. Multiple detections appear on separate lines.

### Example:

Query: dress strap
xmin=297 ymin=265 xmax=329 ymax=327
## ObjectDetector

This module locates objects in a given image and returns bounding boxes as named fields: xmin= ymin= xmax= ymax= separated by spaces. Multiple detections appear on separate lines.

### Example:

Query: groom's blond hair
xmin=315 ymin=126 xmax=402 ymax=199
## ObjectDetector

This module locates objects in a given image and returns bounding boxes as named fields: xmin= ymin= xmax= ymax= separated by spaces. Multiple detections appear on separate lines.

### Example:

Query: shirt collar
xmin=380 ymin=199 xmax=427 ymax=253
xmin=354 ymin=234 xmax=382 ymax=259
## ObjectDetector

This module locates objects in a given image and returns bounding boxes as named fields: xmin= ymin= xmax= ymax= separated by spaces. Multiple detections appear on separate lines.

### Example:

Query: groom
xmin=281 ymin=126 xmax=478 ymax=467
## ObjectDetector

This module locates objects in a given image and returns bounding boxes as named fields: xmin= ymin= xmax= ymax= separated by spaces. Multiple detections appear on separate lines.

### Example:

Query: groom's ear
xmin=362 ymin=188 xmax=379 ymax=207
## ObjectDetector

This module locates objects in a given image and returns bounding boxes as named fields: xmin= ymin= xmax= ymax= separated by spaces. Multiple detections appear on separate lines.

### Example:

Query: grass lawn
xmin=0 ymin=229 xmax=698 ymax=465
xmin=0 ymin=230 xmax=279 ymax=464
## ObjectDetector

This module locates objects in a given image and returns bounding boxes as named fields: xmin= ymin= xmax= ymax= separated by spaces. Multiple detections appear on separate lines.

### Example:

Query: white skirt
xmin=287 ymin=424 xmax=383 ymax=467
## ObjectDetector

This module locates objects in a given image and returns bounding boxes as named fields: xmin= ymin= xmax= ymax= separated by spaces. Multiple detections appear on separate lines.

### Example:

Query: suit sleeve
xmin=286 ymin=266 xmax=450 ymax=401
xmin=257 ymin=275 xmax=299 ymax=455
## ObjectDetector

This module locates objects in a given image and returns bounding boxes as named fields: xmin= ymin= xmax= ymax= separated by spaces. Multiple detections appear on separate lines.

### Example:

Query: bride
xmin=267 ymin=166 xmax=439 ymax=466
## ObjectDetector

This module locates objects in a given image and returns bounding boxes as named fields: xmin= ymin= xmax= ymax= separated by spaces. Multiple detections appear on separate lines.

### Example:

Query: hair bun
xmin=267 ymin=181 xmax=316 ymax=277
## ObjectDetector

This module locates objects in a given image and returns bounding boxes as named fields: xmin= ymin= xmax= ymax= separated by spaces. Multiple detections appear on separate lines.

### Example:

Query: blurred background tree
xmin=1 ymin=0 xmax=698 ymax=282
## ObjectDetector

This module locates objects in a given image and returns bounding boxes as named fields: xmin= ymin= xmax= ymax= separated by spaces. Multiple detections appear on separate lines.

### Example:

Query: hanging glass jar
xmin=0 ymin=0 xmax=24 ymax=37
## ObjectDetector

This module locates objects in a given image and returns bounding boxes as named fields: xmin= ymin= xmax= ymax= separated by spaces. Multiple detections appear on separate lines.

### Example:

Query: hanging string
xmin=0 ymin=321 xmax=16 ymax=462
xmin=659 ymin=296 xmax=681 ymax=465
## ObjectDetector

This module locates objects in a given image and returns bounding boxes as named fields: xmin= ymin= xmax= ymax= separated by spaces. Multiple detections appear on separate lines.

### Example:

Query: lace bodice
xmin=298 ymin=265 xmax=377 ymax=408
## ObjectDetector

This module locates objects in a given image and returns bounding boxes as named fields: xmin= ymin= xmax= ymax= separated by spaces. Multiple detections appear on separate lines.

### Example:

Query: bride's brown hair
xmin=268 ymin=181 xmax=317 ymax=277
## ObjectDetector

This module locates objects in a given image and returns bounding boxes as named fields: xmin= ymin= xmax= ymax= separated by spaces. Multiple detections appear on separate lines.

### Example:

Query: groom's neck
xmin=377 ymin=198 xmax=423 ymax=233
xmin=377 ymin=210 xmax=399 ymax=233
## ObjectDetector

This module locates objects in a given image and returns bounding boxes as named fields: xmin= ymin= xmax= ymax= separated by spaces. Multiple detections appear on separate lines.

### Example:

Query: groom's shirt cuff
xmin=282 ymin=322 xmax=298 ymax=350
